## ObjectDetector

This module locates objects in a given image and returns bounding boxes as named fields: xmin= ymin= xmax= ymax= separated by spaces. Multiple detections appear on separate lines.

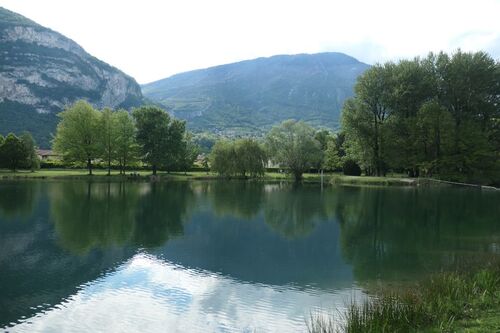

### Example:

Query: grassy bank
xmin=2 ymin=169 xmax=493 ymax=189
xmin=0 ymin=169 xmax=420 ymax=186
xmin=309 ymin=261 xmax=500 ymax=333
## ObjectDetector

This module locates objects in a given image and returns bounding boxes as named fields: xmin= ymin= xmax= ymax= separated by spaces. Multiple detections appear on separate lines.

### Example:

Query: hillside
xmin=0 ymin=7 xmax=144 ymax=147
xmin=142 ymin=53 xmax=369 ymax=135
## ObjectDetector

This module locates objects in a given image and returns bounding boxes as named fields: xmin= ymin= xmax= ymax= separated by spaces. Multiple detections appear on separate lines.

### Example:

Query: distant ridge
xmin=142 ymin=52 xmax=370 ymax=135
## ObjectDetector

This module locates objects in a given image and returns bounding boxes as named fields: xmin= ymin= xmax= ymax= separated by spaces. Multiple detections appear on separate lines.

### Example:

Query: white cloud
xmin=1 ymin=0 xmax=499 ymax=83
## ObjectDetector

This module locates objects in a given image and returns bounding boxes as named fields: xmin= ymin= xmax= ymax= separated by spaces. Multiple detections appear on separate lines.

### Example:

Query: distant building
xmin=36 ymin=149 xmax=60 ymax=161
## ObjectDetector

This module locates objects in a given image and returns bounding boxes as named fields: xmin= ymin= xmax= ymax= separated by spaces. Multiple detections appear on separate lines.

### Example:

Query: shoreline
xmin=1 ymin=169 xmax=498 ymax=189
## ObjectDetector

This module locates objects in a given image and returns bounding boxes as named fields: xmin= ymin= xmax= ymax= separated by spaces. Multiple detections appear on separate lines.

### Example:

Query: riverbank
xmin=309 ymin=260 xmax=500 ymax=333
xmin=0 ymin=169 xmax=497 ymax=189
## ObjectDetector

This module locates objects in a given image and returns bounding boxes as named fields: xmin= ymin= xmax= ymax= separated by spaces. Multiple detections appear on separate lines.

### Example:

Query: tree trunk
xmin=87 ymin=158 xmax=92 ymax=175
xmin=152 ymin=164 xmax=157 ymax=175
xmin=293 ymin=171 xmax=302 ymax=182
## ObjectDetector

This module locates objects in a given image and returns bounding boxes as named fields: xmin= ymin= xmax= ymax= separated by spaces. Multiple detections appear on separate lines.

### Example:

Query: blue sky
xmin=2 ymin=0 xmax=499 ymax=83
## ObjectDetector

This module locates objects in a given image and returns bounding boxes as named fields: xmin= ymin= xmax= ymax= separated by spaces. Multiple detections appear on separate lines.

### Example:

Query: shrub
xmin=343 ymin=159 xmax=361 ymax=176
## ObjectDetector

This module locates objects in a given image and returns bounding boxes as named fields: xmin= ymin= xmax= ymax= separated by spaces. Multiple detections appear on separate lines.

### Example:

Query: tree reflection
xmin=133 ymin=181 xmax=194 ymax=248
xmin=208 ymin=181 xmax=265 ymax=219
xmin=263 ymin=183 xmax=329 ymax=238
xmin=50 ymin=182 xmax=141 ymax=254
xmin=49 ymin=181 xmax=195 ymax=253
xmin=0 ymin=182 xmax=40 ymax=219
xmin=335 ymin=187 xmax=500 ymax=281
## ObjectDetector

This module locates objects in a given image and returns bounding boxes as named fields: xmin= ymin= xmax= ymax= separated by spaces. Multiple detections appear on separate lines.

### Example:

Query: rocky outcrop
xmin=0 ymin=7 xmax=144 ymax=146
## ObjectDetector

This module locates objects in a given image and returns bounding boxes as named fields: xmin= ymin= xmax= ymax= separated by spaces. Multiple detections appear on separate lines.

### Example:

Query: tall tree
xmin=20 ymin=131 xmax=39 ymax=171
xmin=235 ymin=138 xmax=267 ymax=177
xmin=163 ymin=119 xmax=186 ymax=172
xmin=53 ymin=100 xmax=101 ymax=175
xmin=177 ymin=133 xmax=199 ymax=174
xmin=265 ymin=120 xmax=322 ymax=181
xmin=133 ymin=106 xmax=170 ymax=175
xmin=342 ymin=64 xmax=394 ymax=176
xmin=0 ymin=133 xmax=27 ymax=171
xmin=99 ymin=108 xmax=117 ymax=176
xmin=210 ymin=140 xmax=238 ymax=177
xmin=114 ymin=110 xmax=138 ymax=175
xmin=132 ymin=106 xmax=185 ymax=175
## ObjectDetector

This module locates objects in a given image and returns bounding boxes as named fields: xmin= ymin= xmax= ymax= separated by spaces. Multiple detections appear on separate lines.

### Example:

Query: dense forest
xmin=341 ymin=50 xmax=500 ymax=184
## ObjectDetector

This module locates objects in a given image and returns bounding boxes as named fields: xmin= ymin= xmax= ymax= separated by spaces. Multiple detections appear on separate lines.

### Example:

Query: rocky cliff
xmin=0 ymin=7 xmax=144 ymax=147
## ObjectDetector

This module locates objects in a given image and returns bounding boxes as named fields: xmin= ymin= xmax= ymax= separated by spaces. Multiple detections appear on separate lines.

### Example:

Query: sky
xmin=1 ymin=0 xmax=500 ymax=84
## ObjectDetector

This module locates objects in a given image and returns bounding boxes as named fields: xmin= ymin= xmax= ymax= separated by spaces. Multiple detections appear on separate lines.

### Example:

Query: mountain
xmin=142 ymin=52 xmax=369 ymax=135
xmin=0 ymin=7 xmax=144 ymax=147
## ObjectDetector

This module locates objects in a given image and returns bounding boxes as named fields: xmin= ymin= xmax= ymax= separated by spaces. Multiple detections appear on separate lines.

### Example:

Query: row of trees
xmin=341 ymin=50 xmax=500 ymax=183
xmin=210 ymin=120 xmax=334 ymax=181
xmin=0 ymin=132 xmax=38 ymax=171
xmin=53 ymin=101 xmax=198 ymax=175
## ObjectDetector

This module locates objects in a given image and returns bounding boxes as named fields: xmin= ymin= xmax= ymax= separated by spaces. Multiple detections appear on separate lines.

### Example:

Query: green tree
xmin=99 ymin=108 xmax=117 ymax=176
xmin=342 ymin=65 xmax=393 ymax=176
xmin=20 ymin=131 xmax=39 ymax=171
xmin=132 ymin=106 xmax=186 ymax=175
xmin=415 ymin=100 xmax=454 ymax=176
xmin=323 ymin=136 xmax=342 ymax=171
xmin=210 ymin=140 xmax=238 ymax=176
xmin=235 ymin=138 xmax=267 ymax=177
xmin=163 ymin=119 xmax=187 ymax=172
xmin=52 ymin=100 xmax=101 ymax=175
xmin=0 ymin=133 xmax=27 ymax=171
xmin=114 ymin=110 xmax=138 ymax=175
xmin=266 ymin=120 xmax=322 ymax=181
xmin=178 ymin=132 xmax=199 ymax=174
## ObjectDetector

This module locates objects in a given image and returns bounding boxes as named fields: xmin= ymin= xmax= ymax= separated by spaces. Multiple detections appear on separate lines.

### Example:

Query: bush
xmin=343 ymin=159 xmax=361 ymax=176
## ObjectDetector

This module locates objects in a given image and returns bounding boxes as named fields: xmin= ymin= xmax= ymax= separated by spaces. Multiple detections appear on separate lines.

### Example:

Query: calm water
xmin=0 ymin=181 xmax=499 ymax=332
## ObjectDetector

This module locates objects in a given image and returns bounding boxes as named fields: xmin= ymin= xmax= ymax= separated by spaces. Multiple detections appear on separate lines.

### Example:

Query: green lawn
xmin=0 ymin=168 xmax=417 ymax=185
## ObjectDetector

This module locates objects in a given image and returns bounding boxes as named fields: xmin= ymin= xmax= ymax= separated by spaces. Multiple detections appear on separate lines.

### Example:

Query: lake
xmin=1 ymin=180 xmax=499 ymax=332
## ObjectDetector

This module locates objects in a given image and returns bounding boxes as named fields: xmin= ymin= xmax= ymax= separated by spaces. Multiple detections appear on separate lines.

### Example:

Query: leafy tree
xmin=52 ymin=100 xmax=101 ymax=175
xmin=235 ymin=138 xmax=267 ymax=177
xmin=163 ymin=119 xmax=187 ymax=172
xmin=343 ymin=159 xmax=362 ymax=176
xmin=132 ymin=106 xmax=170 ymax=175
xmin=341 ymin=50 xmax=500 ymax=184
xmin=415 ymin=100 xmax=454 ymax=176
xmin=114 ymin=110 xmax=138 ymax=174
xmin=178 ymin=133 xmax=200 ymax=174
xmin=265 ymin=120 xmax=322 ymax=181
xmin=210 ymin=138 xmax=266 ymax=177
xmin=20 ymin=131 xmax=39 ymax=171
xmin=210 ymin=140 xmax=238 ymax=176
xmin=314 ymin=129 xmax=332 ymax=171
xmin=323 ymin=136 xmax=342 ymax=171
xmin=342 ymin=65 xmax=393 ymax=176
xmin=99 ymin=108 xmax=117 ymax=175
xmin=0 ymin=133 xmax=27 ymax=171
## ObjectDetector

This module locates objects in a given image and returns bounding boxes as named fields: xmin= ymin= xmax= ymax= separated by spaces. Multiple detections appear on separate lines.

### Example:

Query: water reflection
xmin=0 ymin=181 xmax=40 ymax=219
xmin=7 ymin=253 xmax=363 ymax=333
xmin=0 ymin=181 xmax=499 ymax=332
xmin=335 ymin=187 xmax=500 ymax=281
xmin=49 ymin=182 xmax=195 ymax=253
